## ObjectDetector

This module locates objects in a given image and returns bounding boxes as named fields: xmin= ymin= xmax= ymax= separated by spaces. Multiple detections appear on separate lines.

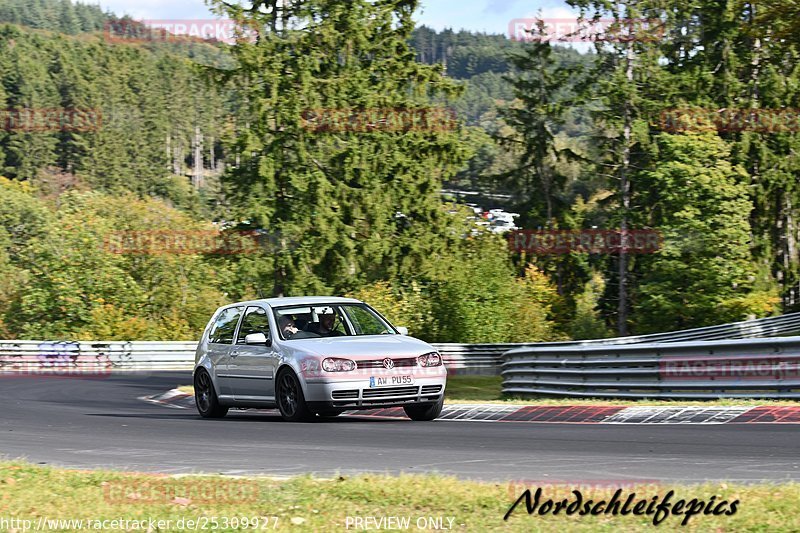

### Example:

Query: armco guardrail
xmin=431 ymin=343 xmax=523 ymax=374
xmin=530 ymin=311 xmax=800 ymax=348
xmin=0 ymin=340 xmax=196 ymax=372
xmin=502 ymin=336 xmax=800 ymax=399
xmin=0 ymin=340 xmax=512 ymax=375
xmin=5 ymin=311 xmax=800 ymax=379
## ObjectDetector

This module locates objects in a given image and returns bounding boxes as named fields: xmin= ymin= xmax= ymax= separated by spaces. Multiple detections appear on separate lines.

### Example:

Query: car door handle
xmin=230 ymin=350 xmax=240 ymax=358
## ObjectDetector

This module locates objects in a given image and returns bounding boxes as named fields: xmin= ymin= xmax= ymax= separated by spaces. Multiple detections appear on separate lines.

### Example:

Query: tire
xmin=276 ymin=369 xmax=314 ymax=422
xmin=194 ymin=369 xmax=228 ymax=419
xmin=404 ymin=396 xmax=444 ymax=421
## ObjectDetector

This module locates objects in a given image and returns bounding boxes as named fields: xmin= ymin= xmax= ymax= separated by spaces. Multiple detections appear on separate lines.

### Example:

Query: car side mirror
xmin=245 ymin=332 xmax=270 ymax=346
xmin=396 ymin=326 xmax=409 ymax=336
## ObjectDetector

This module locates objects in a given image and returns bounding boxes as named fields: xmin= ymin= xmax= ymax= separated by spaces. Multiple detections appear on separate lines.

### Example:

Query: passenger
xmin=278 ymin=315 xmax=299 ymax=339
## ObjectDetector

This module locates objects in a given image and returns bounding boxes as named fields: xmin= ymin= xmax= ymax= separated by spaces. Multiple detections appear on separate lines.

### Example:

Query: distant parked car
xmin=489 ymin=219 xmax=517 ymax=234
xmin=193 ymin=297 xmax=446 ymax=422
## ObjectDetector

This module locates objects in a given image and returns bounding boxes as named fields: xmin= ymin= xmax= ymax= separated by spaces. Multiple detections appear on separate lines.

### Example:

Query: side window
xmin=237 ymin=306 xmax=271 ymax=344
xmin=208 ymin=306 xmax=244 ymax=344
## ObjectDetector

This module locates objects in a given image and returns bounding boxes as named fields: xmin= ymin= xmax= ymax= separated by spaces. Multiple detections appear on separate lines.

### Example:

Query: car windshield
xmin=273 ymin=303 xmax=397 ymax=340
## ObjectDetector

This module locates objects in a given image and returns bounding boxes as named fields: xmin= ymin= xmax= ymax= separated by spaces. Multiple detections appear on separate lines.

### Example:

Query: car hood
xmin=280 ymin=335 xmax=435 ymax=359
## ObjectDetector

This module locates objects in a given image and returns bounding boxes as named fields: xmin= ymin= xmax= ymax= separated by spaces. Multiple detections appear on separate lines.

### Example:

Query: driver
xmin=307 ymin=310 xmax=344 ymax=337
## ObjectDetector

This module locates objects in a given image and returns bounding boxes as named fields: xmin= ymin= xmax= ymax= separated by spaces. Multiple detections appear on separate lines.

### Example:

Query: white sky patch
xmin=521 ymin=5 xmax=584 ymax=19
xmin=92 ymin=0 xmax=577 ymax=35
xmin=482 ymin=0 xmax=528 ymax=15
xmin=510 ymin=5 xmax=603 ymax=52
xmin=91 ymin=0 xmax=597 ymax=53
xmin=94 ymin=0 xmax=217 ymax=21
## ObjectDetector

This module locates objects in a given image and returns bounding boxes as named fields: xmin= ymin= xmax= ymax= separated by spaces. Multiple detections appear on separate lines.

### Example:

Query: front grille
xmin=357 ymin=357 xmax=418 ymax=369
xmin=362 ymin=385 xmax=418 ymax=399
xmin=420 ymin=385 xmax=443 ymax=394
xmin=332 ymin=389 xmax=359 ymax=400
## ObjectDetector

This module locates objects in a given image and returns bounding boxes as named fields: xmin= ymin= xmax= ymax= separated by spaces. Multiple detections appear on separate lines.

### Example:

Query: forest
xmin=0 ymin=0 xmax=795 ymax=342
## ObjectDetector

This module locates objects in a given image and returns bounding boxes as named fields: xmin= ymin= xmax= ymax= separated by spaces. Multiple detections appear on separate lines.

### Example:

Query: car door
xmin=207 ymin=306 xmax=245 ymax=397
xmin=228 ymin=305 xmax=279 ymax=402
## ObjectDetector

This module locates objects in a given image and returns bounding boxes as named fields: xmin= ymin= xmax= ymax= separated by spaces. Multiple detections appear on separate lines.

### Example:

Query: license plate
xmin=369 ymin=375 xmax=414 ymax=387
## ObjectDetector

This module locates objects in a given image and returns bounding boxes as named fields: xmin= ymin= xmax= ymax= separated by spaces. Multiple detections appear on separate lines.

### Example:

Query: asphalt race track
xmin=1 ymin=372 xmax=799 ymax=483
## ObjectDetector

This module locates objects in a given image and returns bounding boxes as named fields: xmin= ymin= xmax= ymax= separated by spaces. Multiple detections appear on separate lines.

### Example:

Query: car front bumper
xmin=303 ymin=369 xmax=447 ymax=410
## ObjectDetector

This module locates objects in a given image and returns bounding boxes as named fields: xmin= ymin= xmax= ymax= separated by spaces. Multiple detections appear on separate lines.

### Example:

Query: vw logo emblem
xmin=383 ymin=358 xmax=395 ymax=370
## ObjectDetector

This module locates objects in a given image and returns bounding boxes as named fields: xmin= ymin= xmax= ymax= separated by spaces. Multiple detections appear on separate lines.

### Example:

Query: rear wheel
xmin=404 ymin=396 xmax=444 ymax=421
xmin=194 ymin=369 xmax=228 ymax=418
xmin=276 ymin=369 xmax=313 ymax=422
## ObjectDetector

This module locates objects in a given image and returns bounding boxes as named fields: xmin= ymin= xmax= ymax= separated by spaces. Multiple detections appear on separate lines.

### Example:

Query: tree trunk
xmin=166 ymin=134 xmax=171 ymax=173
xmin=173 ymin=137 xmax=183 ymax=176
xmin=783 ymin=194 xmax=798 ymax=308
xmin=208 ymin=136 xmax=215 ymax=173
xmin=618 ymin=33 xmax=634 ymax=337
xmin=192 ymin=125 xmax=204 ymax=189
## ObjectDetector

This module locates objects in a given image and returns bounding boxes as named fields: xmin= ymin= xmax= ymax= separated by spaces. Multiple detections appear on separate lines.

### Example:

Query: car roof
xmin=222 ymin=296 xmax=362 ymax=310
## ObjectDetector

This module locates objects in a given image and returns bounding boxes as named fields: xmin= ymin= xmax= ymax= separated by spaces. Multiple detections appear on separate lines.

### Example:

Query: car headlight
xmin=322 ymin=358 xmax=356 ymax=372
xmin=417 ymin=352 xmax=442 ymax=367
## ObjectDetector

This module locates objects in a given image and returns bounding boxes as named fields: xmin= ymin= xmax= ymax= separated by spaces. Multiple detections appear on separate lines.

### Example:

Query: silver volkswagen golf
xmin=193 ymin=297 xmax=447 ymax=422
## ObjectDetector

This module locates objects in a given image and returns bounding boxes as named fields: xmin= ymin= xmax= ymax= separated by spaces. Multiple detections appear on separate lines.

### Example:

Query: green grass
xmin=0 ymin=461 xmax=797 ymax=531
xmin=178 ymin=376 xmax=800 ymax=407
xmin=445 ymin=375 xmax=507 ymax=402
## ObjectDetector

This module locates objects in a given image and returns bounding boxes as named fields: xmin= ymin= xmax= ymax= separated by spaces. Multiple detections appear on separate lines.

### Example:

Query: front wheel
xmin=194 ymin=369 xmax=228 ymax=418
xmin=404 ymin=396 xmax=443 ymax=421
xmin=276 ymin=369 xmax=313 ymax=422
